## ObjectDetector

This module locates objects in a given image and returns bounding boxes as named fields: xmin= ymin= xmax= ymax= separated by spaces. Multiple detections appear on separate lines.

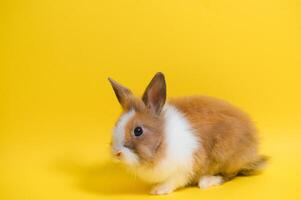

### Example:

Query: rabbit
xmin=108 ymin=72 xmax=267 ymax=195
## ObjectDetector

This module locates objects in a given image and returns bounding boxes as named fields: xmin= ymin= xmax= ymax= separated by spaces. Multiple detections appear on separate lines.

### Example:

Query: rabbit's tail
xmin=238 ymin=155 xmax=269 ymax=176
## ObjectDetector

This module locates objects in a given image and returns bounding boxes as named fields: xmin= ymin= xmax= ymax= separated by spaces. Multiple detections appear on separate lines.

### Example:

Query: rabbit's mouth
xmin=112 ymin=146 xmax=140 ymax=167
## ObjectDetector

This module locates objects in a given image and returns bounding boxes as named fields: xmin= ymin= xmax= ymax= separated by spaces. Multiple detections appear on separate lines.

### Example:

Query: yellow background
xmin=1 ymin=0 xmax=301 ymax=199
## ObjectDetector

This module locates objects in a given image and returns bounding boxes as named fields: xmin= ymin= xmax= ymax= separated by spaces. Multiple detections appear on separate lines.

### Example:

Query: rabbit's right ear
xmin=108 ymin=78 xmax=133 ymax=109
xmin=142 ymin=72 xmax=166 ymax=115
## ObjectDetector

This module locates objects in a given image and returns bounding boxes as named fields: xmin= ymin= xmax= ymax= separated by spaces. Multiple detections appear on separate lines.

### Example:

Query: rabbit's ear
xmin=142 ymin=72 xmax=166 ymax=115
xmin=108 ymin=78 xmax=133 ymax=109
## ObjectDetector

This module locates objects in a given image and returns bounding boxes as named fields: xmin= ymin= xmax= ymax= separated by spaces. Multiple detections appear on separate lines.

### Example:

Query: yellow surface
xmin=1 ymin=0 xmax=301 ymax=199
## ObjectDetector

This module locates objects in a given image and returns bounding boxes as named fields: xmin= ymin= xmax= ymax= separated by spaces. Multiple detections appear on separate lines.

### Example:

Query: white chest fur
xmin=135 ymin=104 xmax=200 ymax=183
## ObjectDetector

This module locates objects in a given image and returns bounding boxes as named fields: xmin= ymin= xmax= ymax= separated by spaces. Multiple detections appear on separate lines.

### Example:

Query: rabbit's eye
xmin=134 ymin=126 xmax=143 ymax=137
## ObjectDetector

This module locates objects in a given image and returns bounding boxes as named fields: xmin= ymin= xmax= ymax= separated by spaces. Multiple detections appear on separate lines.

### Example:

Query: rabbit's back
xmin=169 ymin=96 xmax=259 ymax=178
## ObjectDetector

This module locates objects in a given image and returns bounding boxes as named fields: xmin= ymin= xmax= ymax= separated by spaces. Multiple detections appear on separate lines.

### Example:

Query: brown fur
xmin=123 ymin=108 xmax=166 ymax=167
xmin=169 ymin=96 xmax=263 ymax=183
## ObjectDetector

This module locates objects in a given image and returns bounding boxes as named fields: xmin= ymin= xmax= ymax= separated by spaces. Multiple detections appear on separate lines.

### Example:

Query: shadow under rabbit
xmin=55 ymin=158 xmax=150 ymax=195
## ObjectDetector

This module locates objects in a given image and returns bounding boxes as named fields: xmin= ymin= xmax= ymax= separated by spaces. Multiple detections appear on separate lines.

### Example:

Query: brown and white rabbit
xmin=108 ymin=72 xmax=267 ymax=195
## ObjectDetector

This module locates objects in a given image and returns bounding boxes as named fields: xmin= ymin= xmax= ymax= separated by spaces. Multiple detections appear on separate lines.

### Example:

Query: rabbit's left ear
xmin=108 ymin=77 xmax=133 ymax=109
xmin=142 ymin=72 xmax=166 ymax=115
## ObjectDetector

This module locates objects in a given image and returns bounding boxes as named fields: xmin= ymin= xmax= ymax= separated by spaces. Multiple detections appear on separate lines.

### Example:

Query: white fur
xmin=113 ymin=110 xmax=135 ymax=149
xmin=198 ymin=176 xmax=223 ymax=189
xmin=112 ymin=110 xmax=139 ymax=166
xmin=136 ymin=104 xmax=200 ymax=187
xmin=150 ymin=183 xmax=174 ymax=195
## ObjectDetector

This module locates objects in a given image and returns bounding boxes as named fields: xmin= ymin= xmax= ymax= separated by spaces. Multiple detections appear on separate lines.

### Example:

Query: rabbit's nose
xmin=114 ymin=151 xmax=122 ymax=157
